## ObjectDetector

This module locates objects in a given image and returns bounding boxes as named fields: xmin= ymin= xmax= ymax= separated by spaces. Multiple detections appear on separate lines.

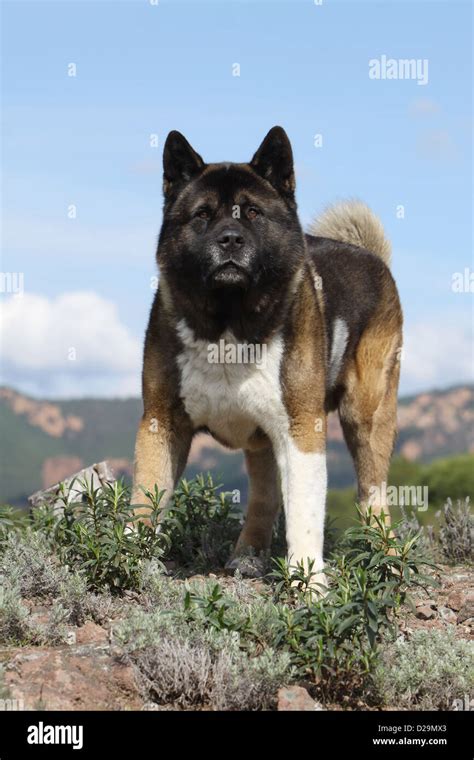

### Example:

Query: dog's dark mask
xmin=157 ymin=127 xmax=306 ymax=340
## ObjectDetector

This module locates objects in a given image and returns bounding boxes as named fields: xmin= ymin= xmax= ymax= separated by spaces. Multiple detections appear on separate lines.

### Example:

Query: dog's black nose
xmin=216 ymin=229 xmax=245 ymax=251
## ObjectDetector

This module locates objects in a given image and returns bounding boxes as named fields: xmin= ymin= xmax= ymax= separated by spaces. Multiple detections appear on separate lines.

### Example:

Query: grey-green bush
xmin=374 ymin=629 xmax=474 ymax=710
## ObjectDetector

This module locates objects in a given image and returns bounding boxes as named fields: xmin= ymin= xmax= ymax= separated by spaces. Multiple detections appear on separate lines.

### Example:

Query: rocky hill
xmin=0 ymin=384 xmax=473 ymax=506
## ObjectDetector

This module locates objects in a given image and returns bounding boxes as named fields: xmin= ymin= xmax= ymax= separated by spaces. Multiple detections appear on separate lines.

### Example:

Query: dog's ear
xmin=250 ymin=126 xmax=295 ymax=199
xmin=163 ymin=131 xmax=205 ymax=199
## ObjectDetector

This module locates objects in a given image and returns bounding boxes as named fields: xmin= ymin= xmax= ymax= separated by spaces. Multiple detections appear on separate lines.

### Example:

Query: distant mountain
xmin=0 ymin=384 xmax=473 ymax=506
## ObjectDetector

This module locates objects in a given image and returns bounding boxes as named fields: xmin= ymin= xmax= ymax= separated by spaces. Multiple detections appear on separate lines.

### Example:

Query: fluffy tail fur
xmin=309 ymin=200 xmax=391 ymax=267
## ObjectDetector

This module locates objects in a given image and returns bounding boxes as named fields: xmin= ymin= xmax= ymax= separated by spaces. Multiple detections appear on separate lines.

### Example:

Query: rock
xmin=439 ymin=606 xmax=457 ymax=624
xmin=416 ymin=605 xmax=436 ymax=620
xmin=3 ymin=644 xmax=142 ymax=710
xmin=447 ymin=589 xmax=465 ymax=611
xmin=416 ymin=599 xmax=437 ymax=609
xmin=450 ymin=574 xmax=471 ymax=583
xmin=277 ymin=686 xmax=323 ymax=711
xmin=74 ymin=621 xmax=108 ymax=645
xmin=457 ymin=592 xmax=474 ymax=624
xmin=28 ymin=461 xmax=117 ymax=513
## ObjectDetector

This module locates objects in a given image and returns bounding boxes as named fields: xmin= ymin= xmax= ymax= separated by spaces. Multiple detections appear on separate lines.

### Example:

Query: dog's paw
xmin=225 ymin=552 xmax=267 ymax=578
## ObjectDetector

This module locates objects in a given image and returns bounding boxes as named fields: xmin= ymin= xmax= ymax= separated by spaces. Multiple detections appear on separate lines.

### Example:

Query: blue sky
xmin=1 ymin=0 xmax=473 ymax=397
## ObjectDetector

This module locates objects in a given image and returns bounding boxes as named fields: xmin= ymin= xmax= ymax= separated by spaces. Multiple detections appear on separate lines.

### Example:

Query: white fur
xmin=176 ymin=319 xmax=327 ymax=569
xmin=176 ymin=320 xmax=287 ymax=449
xmin=274 ymin=440 xmax=327 ymax=572
xmin=328 ymin=317 xmax=349 ymax=388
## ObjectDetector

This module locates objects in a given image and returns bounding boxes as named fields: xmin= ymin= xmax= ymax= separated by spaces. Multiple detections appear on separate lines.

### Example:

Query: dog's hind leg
xmin=227 ymin=445 xmax=281 ymax=576
xmin=338 ymin=318 xmax=402 ymax=525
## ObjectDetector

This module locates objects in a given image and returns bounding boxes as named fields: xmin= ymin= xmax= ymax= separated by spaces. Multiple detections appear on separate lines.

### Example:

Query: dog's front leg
xmin=131 ymin=410 xmax=192 ymax=521
xmin=271 ymin=417 xmax=327 ymax=587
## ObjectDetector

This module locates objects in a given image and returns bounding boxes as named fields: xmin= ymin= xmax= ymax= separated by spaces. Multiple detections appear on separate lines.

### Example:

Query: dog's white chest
xmin=176 ymin=321 xmax=287 ymax=448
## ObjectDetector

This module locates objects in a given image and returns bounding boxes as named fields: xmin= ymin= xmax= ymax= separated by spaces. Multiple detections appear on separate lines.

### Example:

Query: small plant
xmin=436 ymin=498 xmax=473 ymax=564
xmin=162 ymin=475 xmax=242 ymax=573
xmin=114 ymin=578 xmax=290 ymax=710
xmin=0 ymin=505 xmax=27 ymax=542
xmin=0 ymin=530 xmax=71 ymax=599
xmin=183 ymin=582 xmax=257 ymax=641
xmin=398 ymin=498 xmax=473 ymax=565
xmin=50 ymin=478 xmax=168 ymax=591
xmin=57 ymin=573 xmax=118 ymax=627
xmin=0 ymin=584 xmax=34 ymax=645
xmin=121 ymin=633 xmax=290 ymax=710
xmin=0 ymin=581 xmax=69 ymax=647
xmin=0 ymin=506 xmax=16 ymax=540
xmin=374 ymin=629 xmax=474 ymax=710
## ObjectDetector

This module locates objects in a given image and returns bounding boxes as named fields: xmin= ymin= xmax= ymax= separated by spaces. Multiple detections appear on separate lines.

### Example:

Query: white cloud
xmin=0 ymin=291 xmax=142 ymax=397
xmin=401 ymin=321 xmax=474 ymax=394
xmin=1 ymin=294 xmax=472 ymax=400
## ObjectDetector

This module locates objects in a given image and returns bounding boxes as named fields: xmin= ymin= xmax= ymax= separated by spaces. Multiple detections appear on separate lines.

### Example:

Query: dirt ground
xmin=1 ymin=564 xmax=472 ymax=711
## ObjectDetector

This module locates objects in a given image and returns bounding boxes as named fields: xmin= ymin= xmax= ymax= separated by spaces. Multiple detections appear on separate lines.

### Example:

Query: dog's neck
xmin=158 ymin=265 xmax=305 ymax=344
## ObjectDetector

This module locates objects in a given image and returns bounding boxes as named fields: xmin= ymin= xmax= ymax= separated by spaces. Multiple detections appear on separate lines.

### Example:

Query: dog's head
xmin=157 ymin=127 xmax=306 ymax=338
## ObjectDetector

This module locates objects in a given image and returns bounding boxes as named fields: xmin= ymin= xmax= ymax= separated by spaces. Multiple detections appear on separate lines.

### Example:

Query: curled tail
xmin=309 ymin=200 xmax=391 ymax=267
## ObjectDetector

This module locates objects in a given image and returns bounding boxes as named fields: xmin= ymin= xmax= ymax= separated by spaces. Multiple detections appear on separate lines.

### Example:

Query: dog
xmin=131 ymin=126 xmax=403 ymax=584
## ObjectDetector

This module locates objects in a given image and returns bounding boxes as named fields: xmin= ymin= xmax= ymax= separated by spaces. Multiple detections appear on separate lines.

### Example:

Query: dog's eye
xmin=247 ymin=207 xmax=261 ymax=220
xmin=195 ymin=207 xmax=210 ymax=220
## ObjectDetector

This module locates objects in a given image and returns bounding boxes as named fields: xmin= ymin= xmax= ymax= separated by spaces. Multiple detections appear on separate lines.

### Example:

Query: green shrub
xmin=325 ymin=455 xmax=474 ymax=529
xmin=388 ymin=457 xmax=424 ymax=489
xmin=25 ymin=474 xmax=241 ymax=589
xmin=161 ymin=474 xmax=242 ymax=573
xmin=268 ymin=510 xmax=437 ymax=700
xmin=50 ymin=478 xmax=168 ymax=591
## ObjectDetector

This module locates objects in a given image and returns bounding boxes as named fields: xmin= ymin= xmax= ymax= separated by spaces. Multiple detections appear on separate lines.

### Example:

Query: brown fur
xmin=281 ymin=267 xmax=327 ymax=454
xmin=233 ymin=446 xmax=281 ymax=554
xmin=131 ymin=291 xmax=193 ymax=520
xmin=337 ymin=279 xmax=402 ymax=521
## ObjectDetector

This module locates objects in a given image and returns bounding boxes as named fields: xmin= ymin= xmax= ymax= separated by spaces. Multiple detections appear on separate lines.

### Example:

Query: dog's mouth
xmin=208 ymin=261 xmax=251 ymax=290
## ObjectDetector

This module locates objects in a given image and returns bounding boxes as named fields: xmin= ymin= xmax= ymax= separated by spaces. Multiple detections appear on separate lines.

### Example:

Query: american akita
xmin=132 ymin=126 xmax=403 ymax=584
